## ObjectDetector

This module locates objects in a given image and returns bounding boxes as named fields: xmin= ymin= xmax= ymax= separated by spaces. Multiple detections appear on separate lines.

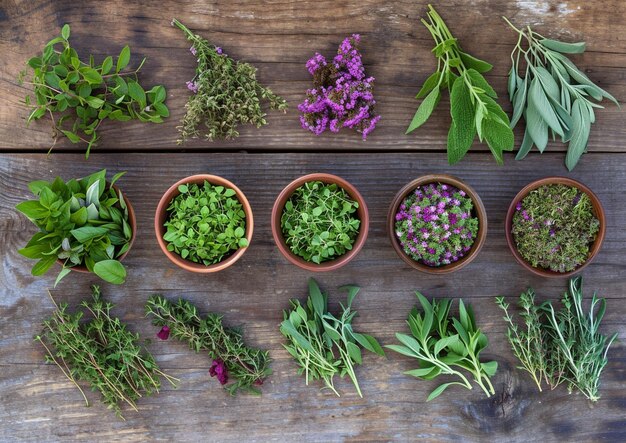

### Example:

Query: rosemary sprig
xmin=35 ymin=286 xmax=178 ymax=420
xmin=145 ymin=295 xmax=271 ymax=395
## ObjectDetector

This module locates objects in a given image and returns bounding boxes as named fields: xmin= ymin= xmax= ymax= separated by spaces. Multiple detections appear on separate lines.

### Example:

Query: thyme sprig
xmin=145 ymin=295 xmax=271 ymax=395
xmin=35 ymin=286 xmax=177 ymax=420
xmin=172 ymin=18 xmax=287 ymax=143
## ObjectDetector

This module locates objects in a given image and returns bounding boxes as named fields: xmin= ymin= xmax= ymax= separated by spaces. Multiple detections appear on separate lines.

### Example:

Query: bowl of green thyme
xmin=271 ymin=173 xmax=368 ymax=271
xmin=505 ymin=177 xmax=605 ymax=277
xmin=155 ymin=174 xmax=253 ymax=273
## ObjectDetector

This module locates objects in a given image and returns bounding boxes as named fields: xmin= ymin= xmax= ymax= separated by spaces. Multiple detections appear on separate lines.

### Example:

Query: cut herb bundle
xmin=504 ymin=18 xmax=619 ymax=170
xmin=406 ymin=5 xmax=514 ymax=165
xmin=146 ymin=295 xmax=271 ymax=395
xmin=35 ymin=286 xmax=177 ymax=419
xmin=497 ymin=277 xmax=617 ymax=401
xmin=172 ymin=19 xmax=287 ymax=143
xmin=387 ymin=293 xmax=497 ymax=401
xmin=280 ymin=279 xmax=384 ymax=397
xmin=20 ymin=24 xmax=168 ymax=157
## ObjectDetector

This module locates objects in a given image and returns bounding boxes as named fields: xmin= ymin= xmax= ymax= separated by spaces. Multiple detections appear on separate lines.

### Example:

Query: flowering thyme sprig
xmin=172 ymin=18 xmax=287 ymax=143
xmin=146 ymin=294 xmax=271 ymax=395
xmin=395 ymin=183 xmax=478 ymax=266
xmin=299 ymin=34 xmax=380 ymax=139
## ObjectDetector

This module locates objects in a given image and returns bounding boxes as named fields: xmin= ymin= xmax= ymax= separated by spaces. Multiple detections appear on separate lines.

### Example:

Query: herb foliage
xmin=36 ymin=286 xmax=177 ymax=419
xmin=504 ymin=18 xmax=619 ymax=170
xmin=387 ymin=293 xmax=497 ymax=401
xmin=406 ymin=5 xmax=514 ymax=165
xmin=16 ymin=169 xmax=132 ymax=285
xmin=163 ymin=181 xmax=248 ymax=265
xmin=281 ymin=181 xmax=360 ymax=264
xmin=280 ymin=279 xmax=385 ymax=397
xmin=20 ymin=24 xmax=168 ymax=158
xmin=146 ymin=295 xmax=271 ymax=395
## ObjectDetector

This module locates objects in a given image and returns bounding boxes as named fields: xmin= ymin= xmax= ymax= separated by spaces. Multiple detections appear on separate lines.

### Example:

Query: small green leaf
xmin=127 ymin=81 xmax=146 ymax=105
xmin=459 ymin=52 xmax=493 ymax=73
xmin=101 ymin=56 xmax=113 ymax=75
xmin=406 ymin=87 xmax=440 ymax=134
xmin=427 ymin=382 xmax=455 ymax=401
xmin=116 ymin=45 xmax=131 ymax=73
xmin=61 ymin=24 xmax=70 ymax=40
xmin=32 ymin=255 xmax=58 ymax=276
xmin=93 ymin=259 xmax=126 ymax=284
xmin=54 ymin=267 xmax=72 ymax=287
xmin=415 ymin=71 xmax=442 ymax=99
xmin=481 ymin=361 xmax=498 ymax=377
xmin=540 ymin=38 xmax=586 ymax=54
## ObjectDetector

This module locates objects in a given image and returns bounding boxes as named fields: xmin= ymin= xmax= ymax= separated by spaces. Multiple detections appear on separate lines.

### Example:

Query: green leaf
xmin=507 ymin=67 xmax=518 ymax=101
xmin=540 ymin=38 xmax=586 ymax=54
xmin=427 ymin=382 xmax=455 ymax=401
xmin=80 ymin=67 xmax=103 ymax=85
xmin=385 ymin=344 xmax=418 ymax=358
xmin=533 ymin=66 xmax=560 ymax=100
xmin=459 ymin=52 xmax=492 ymax=73
xmin=54 ymin=267 xmax=72 ymax=287
xmin=116 ymin=45 xmax=131 ymax=73
xmin=395 ymin=333 xmax=422 ymax=355
xmin=481 ymin=361 xmax=498 ymax=377
xmin=93 ymin=259 xmax=126 ymax=284
xmin=406 ymin=87 xmax=440 ymax=134
xmin=127 ymin=81 xmax=146 ymax=106
xmin=70 ymin=226 xmax=109 ymax=243
xmin=525 ymin=102 xmax=548 ymax=152
xmin=353 ymin=333 xmax=385 ymax=356
xmin=510 ymin=76 xmax=528 ymax=128
xmin=483 ymin=116 xmax=514 ymax=162
xmin=528 ymin=77 xmax=564 ymax=137
xmin=404 ymin=367 xmax=436 ymax=378
xmin=19 ymin=243 xmax=51 ymax=259
xmin=434 ymin=335 xmax=460 ymax=356
xmin=416 ymin=71 xmax=442 ymax=99
xmin=565 ymin=99 xmax=591 ymax=171
xmin=465 ymin=69 xmax=496 ymax=98
xmin=346 ymin=341 xmax=362 ymax=364
xmin=447 ymin=76 xmax=476 ymax=164
xmin=70 ymin=206 xmax=88 ymax=225
xmin=109 ymin=171 xmax=126 ymax=188
xmin=16 ymin=200 xmax=48 ymax=219
xmin=101 ymin=56 xmax=113 ymax=75
xmin=308 ymin=278 xmax=325 ymax=317
xmin=32 ymin=254 xmax=58 ymax=276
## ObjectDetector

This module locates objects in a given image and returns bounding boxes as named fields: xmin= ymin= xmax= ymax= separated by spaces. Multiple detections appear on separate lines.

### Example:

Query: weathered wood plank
xmin=0 ymin=153 xmax=624 ymax=442
xmin=0 ymin=0 xmax=624 ymax=154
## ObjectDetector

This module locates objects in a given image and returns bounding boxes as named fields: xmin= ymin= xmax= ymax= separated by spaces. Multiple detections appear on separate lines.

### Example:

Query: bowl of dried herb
xmin=271 ymin=173 xmax=368 ymax=272
xmin=155 ymin=174 xmax=253 ymax=273
xmin=505 ymin=177 xmax=605 ymax=277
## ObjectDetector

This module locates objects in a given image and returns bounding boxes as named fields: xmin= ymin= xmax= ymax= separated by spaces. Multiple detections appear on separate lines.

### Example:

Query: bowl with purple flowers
xmin=387 ymin=175 xmax=487 ymax=274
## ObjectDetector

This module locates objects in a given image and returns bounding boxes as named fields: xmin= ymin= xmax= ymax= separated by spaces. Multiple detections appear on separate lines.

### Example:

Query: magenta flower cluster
xmin=394 ymin=183 xmax=479 ymax=267
xmin=298 ymin=34 xmax=380 ymax=140
xmin=209 ymin=358 xmax=228 ymax=385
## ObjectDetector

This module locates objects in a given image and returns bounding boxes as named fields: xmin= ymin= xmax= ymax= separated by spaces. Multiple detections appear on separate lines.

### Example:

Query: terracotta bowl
xmin=155 ymin=174 xmax=253 ymax=273
xmin=271 ymin=173 xmax=369 ymax=272
xmin=62 ymin=184 xmax=137 ymax=273
xmin=387 ymin=174 xmax=488 ymax=274
xmin=505 ymin=176 xmax=606 ymax=278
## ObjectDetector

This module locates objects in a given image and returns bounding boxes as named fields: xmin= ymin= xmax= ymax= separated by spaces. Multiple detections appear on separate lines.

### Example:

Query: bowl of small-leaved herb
xmin=155 ymin=175 xmax=253 ymax=273
xmin=505 ymin=177 xmax=605 ymax=277
xmin=271 ymin=173 xmax=368 ymax=271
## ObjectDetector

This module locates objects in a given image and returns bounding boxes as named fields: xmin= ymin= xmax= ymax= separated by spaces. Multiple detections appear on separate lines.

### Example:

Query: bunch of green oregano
xmin=280 ymin=279 xmax=385 ymax=397
xmin=496 ymin=277 xmax=617 ymax=401
xmin=163 ymin=181 xmax=248 ymax=265
xmin=36 ymin=286 xmax=178 ymax=420
xmin=146 ymin=295 xmax=271 ymax=395
xmin=16 ymin=169 xmax=132 ymax=286
xmin=172 ymin=19 xmax=288 ymax=143
xmin=281 ymin=181 xmax=360 ymax=264
xmin=406 ymin=5 xmax=514 ymax=165
xmin=504 ymin=18 xmax=619 ymax=170
xmin=20 ymin=24 xmax=168 ymax=158
xmin=387 ymin=292 xmax=497 ymax=401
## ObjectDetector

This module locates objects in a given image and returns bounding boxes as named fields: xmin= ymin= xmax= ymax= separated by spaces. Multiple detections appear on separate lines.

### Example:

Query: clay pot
xmin=155 ymin=174 xmax=253 ymax=273
xmin=505 ymin=176 xmax=605 ymax=278
xmin=62 ymin=184 xmax=137 ymax=273
xmin=271 ymin=173 xmax=369 ymax=272
xmin=387 ymin=174 xmax=487 ymax=274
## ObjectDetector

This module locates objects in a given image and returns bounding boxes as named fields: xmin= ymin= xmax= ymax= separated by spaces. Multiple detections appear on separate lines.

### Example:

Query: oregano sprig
xmin=504 ymin=17 xmax=619 ymax=170
xmin=20 ymin=24 xmax=169 ymax=158
xmin=406 ymin=5 xmax=514 ymax=165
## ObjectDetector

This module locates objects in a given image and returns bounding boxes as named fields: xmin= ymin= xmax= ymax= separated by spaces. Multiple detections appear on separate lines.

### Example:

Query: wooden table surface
xmin=1 ymin=1 xmax=624 ymax=442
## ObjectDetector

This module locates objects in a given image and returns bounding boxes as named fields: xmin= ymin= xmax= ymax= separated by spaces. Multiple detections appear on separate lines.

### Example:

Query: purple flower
xmin=186 ymin=81 xmax=199 ymax=93
xmin=156 ymin=325 xmax=170 ymax=340
xmin=190 ymin=46 xmax=197 ymax=56
xmin=550 ymin=229 xmax=556 ymax=237
xmin=516 ymin=202 xmax=522 ymax=211
xmin=209 ymin=359 xmax=228 ymax=385
xmin=216 ymin=47 xmax=224 ymax=55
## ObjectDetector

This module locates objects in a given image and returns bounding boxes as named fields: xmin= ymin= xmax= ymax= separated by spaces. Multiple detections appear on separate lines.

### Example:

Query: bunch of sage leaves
xmin=505 ymin=18 xmax=619 ymax=170
xmin=20 ymin=24 xmax=168 ymax=158
xmin=16 ymin=169 xmax=132 ymax=285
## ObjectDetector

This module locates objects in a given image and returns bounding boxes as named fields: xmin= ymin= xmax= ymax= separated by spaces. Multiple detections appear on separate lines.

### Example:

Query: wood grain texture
xmin=0 ymin=0 xmax=624 ymax=154
xmin=1 ymin=153 xmax=625 ymax=442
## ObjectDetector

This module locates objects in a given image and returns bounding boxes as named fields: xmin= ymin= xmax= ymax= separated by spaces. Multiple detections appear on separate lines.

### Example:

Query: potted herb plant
xmin=505 ymin=177 xmax=605 ymax=277
xmin=155 ymin=175 xmax=253 ymax=272
xmin=387 ymin=175 xmax=487 ymax=274
xmin=16 ymin=169 xmax=136 ymax=285
xmin=271 ymin=173 xmax=368 ymax=271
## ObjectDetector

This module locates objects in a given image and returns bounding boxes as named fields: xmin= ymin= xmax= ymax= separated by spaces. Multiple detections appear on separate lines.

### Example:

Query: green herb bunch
xmin=504 ymin=19 xmax=619 ymax=170
xmin=16 ymin=169 xmax=132 ymax=286
xmin=172 ymin=19 xmax=288 ymax=143
xmin=145 ymin=295 xmax=271 ymax=395
xmin=496 ymin=277 xmax=617 ymax=401
xmin=387 ymin=293 xmax=497 ymax=401
xmin=163 ymin=181 xmax=248 ymax=265
xmin=281 ymin=181 xmax=360 ymax=264
xmin=20 ymin=24 xmax=168 ymax=158
xmin=512 ymin=184 xmax=600 ymax=273
xmin=35 ymin=286 xmax=177 ymax=419
xmin=406 ymin=5 xmax=514 ymax=165
xmin=280 ymin=279 xmax=385 ymax=397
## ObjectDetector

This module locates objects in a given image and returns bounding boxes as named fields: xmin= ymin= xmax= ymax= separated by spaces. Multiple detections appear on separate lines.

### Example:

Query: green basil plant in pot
xmin=271 ymin=173 xmax=369 ymax=272
xmin=16 ymin=169 xmax=136 ymax=285
xmin=155 ymin=175 xmax=253 ymax=273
